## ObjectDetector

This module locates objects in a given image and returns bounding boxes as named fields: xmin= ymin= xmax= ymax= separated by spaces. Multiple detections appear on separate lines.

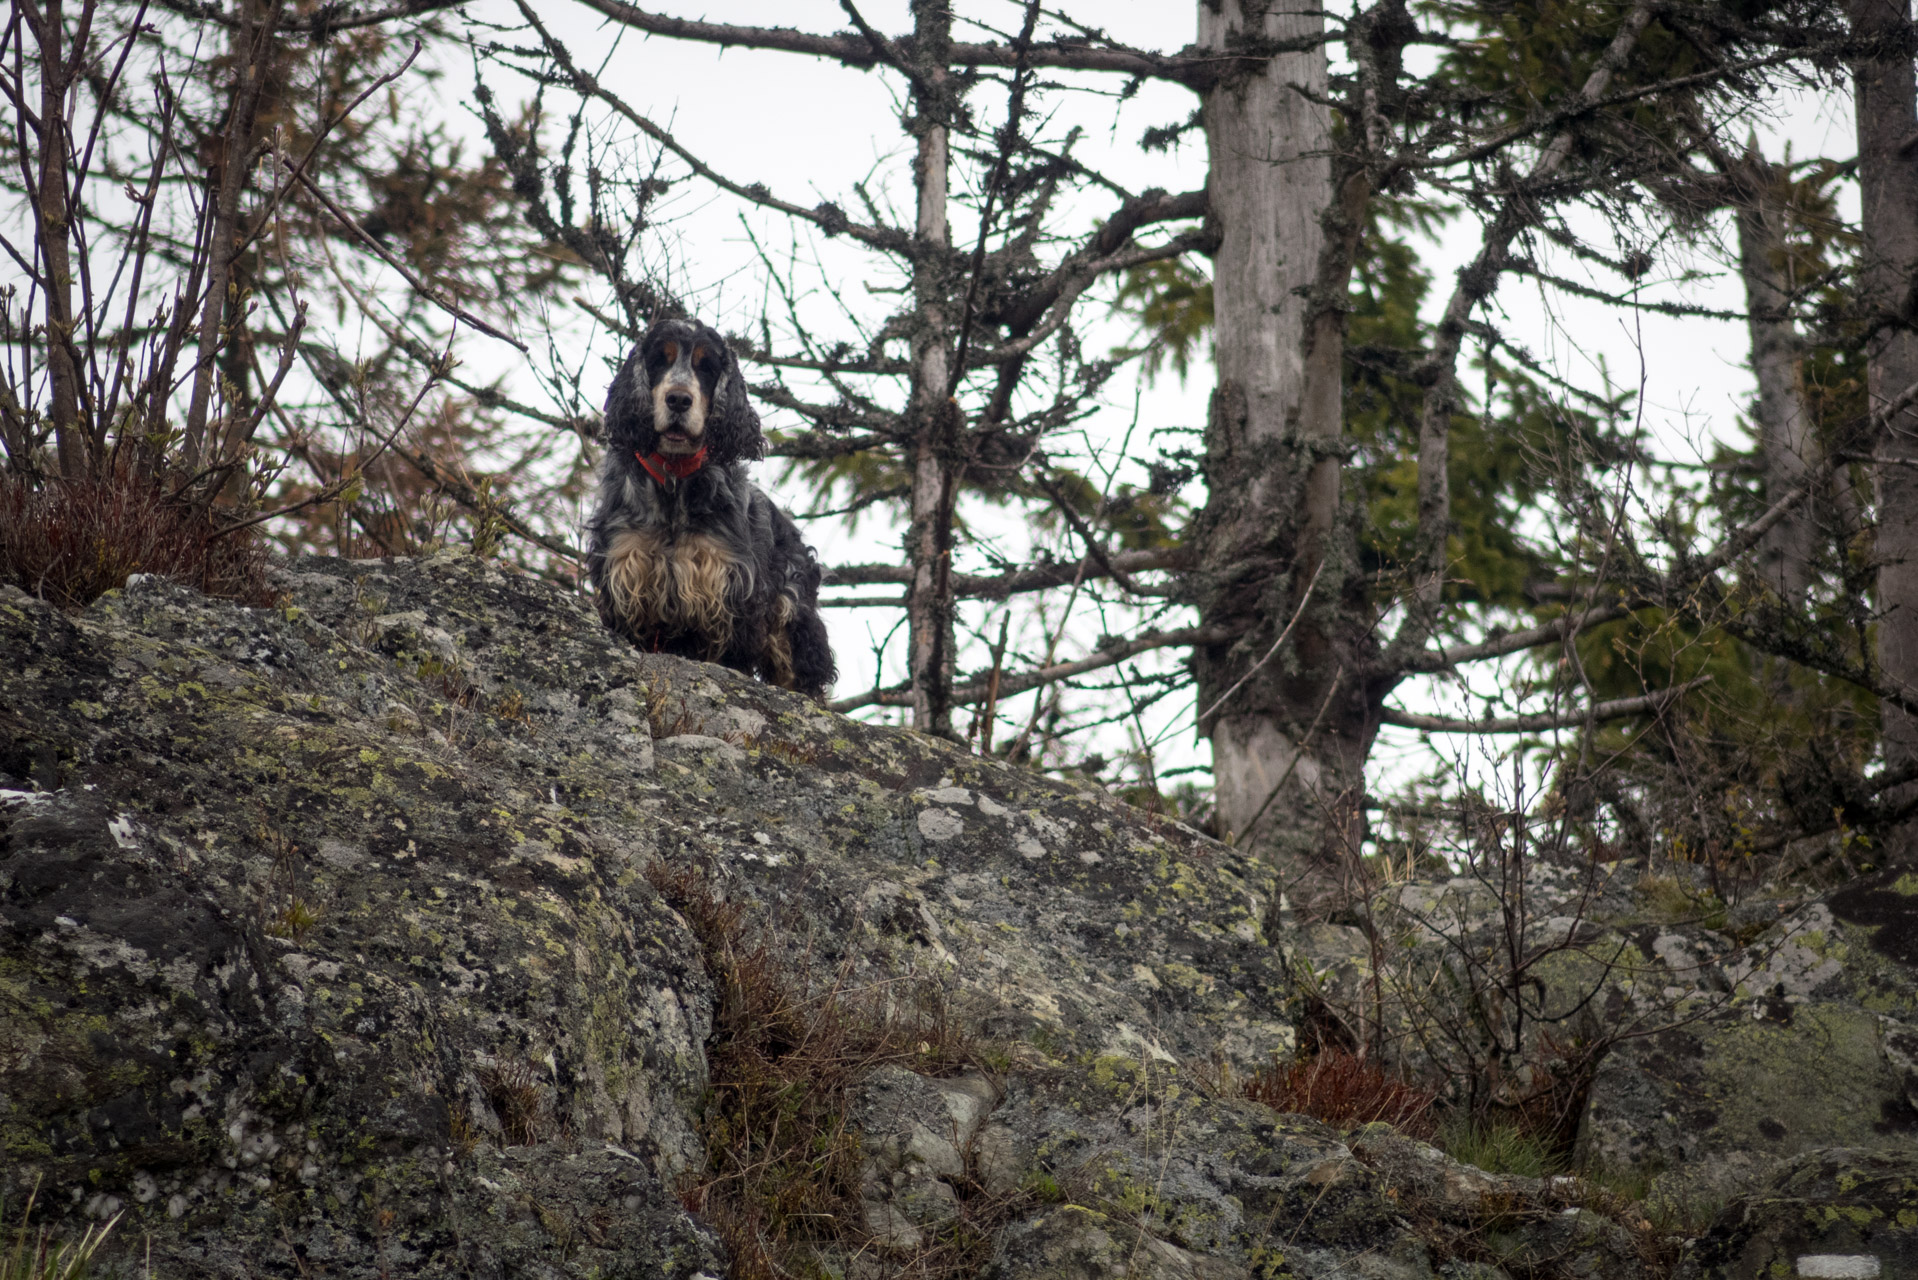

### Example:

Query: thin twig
xmin=284 ymin=160 xmax=527 ymax=352
xmin=208 ymin=332 xmax=452 ymax=540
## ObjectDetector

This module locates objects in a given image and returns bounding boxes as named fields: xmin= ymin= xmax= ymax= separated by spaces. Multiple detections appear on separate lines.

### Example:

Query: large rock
xmin=1578 ymin=878 xmax=1918 ymax=1207
xmin=0 ymin=552 xmax=1447 ymax=1278
xmin=1675 ymin=1147 xmax=1918 ymax=1279
xmin=981 ymin=1059 xmax=1432 ymax=1279
xmin=1278 ymin=845 xmax=1918 ymax=1215
xmin=1 ymin=560 xmax=722 ymax=1278
xmin=1347 ymin=1125 xmax=1655 ymax=1280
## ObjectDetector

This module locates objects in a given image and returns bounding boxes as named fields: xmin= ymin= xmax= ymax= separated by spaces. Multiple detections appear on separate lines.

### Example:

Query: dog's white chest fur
xmin=602 ymin=527 xmax=740 ymax=655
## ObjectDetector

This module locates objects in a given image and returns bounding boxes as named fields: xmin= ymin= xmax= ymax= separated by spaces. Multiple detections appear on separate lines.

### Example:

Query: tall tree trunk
xmin=182 ymin=0 xmax=282 ymax=476
xmin=1733 ymin=150 xmax=1821 ymax=603
xmin=904 ymin=2 xmax=959 ymax=737
xmin=1850 ymin=0 xmax=1918 ymax=862
xmin=1193 ymin=0 xmax=1375 ymax=909
xmin=215 ymin=244 xmax=257 ymax=462
xmin=30 ymin=0 xmax=86 ymax=479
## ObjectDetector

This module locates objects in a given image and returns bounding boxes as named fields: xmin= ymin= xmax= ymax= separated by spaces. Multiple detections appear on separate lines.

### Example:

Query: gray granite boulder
xmin=1674 ymin=1147 xmax=1918 ymax=1279
xmin=0 ymin=551 xmax=1430 ymax=1279
xmin=1578 ymin=878 xmax=1918 ymax=1208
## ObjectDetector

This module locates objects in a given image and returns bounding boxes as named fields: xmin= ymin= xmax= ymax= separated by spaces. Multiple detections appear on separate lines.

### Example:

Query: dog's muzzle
xmin=656 ymin=386 xmax=703 ymax=454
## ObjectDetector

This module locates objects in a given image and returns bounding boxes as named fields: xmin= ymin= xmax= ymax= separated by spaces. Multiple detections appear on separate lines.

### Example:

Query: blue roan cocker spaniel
xmin=586 ymin=317 xmax=836 ymax=698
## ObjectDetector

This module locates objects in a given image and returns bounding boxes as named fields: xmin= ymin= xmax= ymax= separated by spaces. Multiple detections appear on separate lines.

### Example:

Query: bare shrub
xmin=1241 ymin=1046 xmax=1439 ymax=1139
xmin=0 ymin=476 xmax=272 ymax=609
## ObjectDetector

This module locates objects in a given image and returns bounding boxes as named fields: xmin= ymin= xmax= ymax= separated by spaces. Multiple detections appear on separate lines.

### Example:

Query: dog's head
xmin=605 ymin=318 xmax=764 ymax=468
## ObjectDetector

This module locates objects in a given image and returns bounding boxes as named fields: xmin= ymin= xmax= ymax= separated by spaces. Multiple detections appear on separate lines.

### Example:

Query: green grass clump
xmin=1 ymin=1184 xmax=118 ymax=1280
xmin=1436 ymin=1116 xmax=1565 ymax=1179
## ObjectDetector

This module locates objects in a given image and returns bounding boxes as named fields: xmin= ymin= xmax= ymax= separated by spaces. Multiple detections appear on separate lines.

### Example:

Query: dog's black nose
xmin=665 ymin=391 xmax=694 ymax=414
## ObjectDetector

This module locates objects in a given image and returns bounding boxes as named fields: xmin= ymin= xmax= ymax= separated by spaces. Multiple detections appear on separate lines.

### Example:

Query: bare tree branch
xmin=1396 ymin=602 xmax=1632 ymax=676
xmin=287 ymin=160 xmax=528 ymax=352
xmin=564 ymin=0 xmax=1286 ymax=88
xmin=766 ymin=428 xmax=895 ymax=460
xmin=1417 ymin=40 xmax=1849 ymax=172
xmin=153 ymin=0 xmax=465 ymax=36
xmin=833 ymin=623 xmax=1232 ymax=712
xmin=820 ymin=594 xmax=906 ymax=608
xmin=824 ymin=547 xmax=1187 ymax=599
xmin=972 ymin=234 xmax=1207 ymax=366
xmin=506 ymin=0 xmax=912 ymax=256
xmin=1381 ymin=678 xmax=1710 ymax=735
xmin=1394 ymin=0 xmax=1658 ymax=657
xmin=990 ymin=187 xmax=1209 ymax=337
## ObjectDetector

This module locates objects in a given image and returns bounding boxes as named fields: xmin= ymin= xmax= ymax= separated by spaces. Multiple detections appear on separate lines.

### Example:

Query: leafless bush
xmin=0 ymin=472 xmax=272 ymax=607
xmin=1 ymin=0 xmax=583 ymax=598
xmin=1285 ymin=755 xmax=1763 ymax=1159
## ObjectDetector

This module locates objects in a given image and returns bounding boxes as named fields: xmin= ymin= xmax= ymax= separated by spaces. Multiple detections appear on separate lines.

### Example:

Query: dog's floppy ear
xmin=603 ymin=339 xmax=656 ymax=452
xmin=704 ymin=333 xmax=765 ymax=466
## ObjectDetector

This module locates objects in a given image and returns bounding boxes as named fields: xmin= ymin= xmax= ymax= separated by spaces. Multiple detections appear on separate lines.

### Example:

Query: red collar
xmin=636 ymin=445 xmax=708 ymax=486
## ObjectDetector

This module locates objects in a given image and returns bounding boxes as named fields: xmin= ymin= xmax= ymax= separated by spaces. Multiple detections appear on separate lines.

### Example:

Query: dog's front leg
xmin=719 ymin=564 xmax=770 ymax=677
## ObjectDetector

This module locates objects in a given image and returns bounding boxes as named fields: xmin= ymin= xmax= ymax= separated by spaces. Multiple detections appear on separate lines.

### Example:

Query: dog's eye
xmin=661 ymin=341 xmax=679 ymax=365
xmin=694 ymin=347 xmax=719 ymax=377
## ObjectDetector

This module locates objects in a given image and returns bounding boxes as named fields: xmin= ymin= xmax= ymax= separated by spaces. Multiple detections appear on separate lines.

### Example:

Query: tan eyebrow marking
xmin=692 ymin=345 xmax=708 ymax=366
xmin=662 ymin=340 xmax=679 ymax=363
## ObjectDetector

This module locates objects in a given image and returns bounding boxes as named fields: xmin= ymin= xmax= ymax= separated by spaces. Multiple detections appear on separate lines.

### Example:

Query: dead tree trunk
xmin=903 ymin=2 xmax=960 ymax=738
xmin=1192 ymin=0 xmax=1376 ymax=908
xmin=1732 ymin=150 xmax=1822 ymax=603
xmin=181 ymin=0 xmax=283 ymax=476
xmin=1849 ymin=0 xmax=1918 ymax=862
xmin=27 ymin=0 xmax=88 ymax=478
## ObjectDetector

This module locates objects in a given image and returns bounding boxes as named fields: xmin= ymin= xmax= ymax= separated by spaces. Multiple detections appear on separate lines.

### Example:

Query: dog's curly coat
xmin=586 ymin=317 xmax=836 ymax=698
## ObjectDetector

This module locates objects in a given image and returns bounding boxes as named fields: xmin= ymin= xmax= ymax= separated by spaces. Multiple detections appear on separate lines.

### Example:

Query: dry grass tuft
xmin=475 ymin=1060 xmax=549 ymax=1146
xmin=1242 ymin=1047 xmax=1440 ymax=1139
xmin=0 ymin=475 xmax=273 ymax=609
xmin=643 ymin=678 xmax=701 ymax=739
xmin=646 ymin=860 xmax=1008 ymax=1280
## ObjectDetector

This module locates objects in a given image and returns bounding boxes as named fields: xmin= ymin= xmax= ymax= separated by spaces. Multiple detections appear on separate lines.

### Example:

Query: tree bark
xmin=1849 ymin=0 xmax=1918 ymax=862
xmin=182 ymin=0 xmax=283 ymax=476
xmin=1192 ymin=0 xmax=1375 ymax=909
xmin=29 ymin=0 xmax=87 ymax=478
xmin=903 ymin=1 xmax=960 ymax=737
xmin=1732 ymin=150 xmax=1821 ymax=602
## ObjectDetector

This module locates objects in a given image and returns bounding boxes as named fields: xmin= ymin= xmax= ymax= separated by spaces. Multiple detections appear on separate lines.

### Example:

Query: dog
xmin=586 ymin=317 xmax=836 ymax=699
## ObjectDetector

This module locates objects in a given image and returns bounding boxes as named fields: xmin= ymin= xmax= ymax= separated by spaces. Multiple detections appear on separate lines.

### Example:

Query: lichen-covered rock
xmin=0 ymin=562 xmax=722 ymax=1277
xmin=978 ymin=1057 xmax=1437 ymax=1279
xmin=849 ymin=1065 xmax=996 ymax=1248
xmin=1347 ymin=1126 xmax=1654 ymax=1280
xmin=0 ymin=552 xmax=1333 ymax=1277
xmin=1674 ymin=1147 xmax=1918 ymax=1279
xmin=989 ymin=1207 xmax=1251 ymax=1280
xmin=1579 ymin=879 xmax=1918 ymax=1207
